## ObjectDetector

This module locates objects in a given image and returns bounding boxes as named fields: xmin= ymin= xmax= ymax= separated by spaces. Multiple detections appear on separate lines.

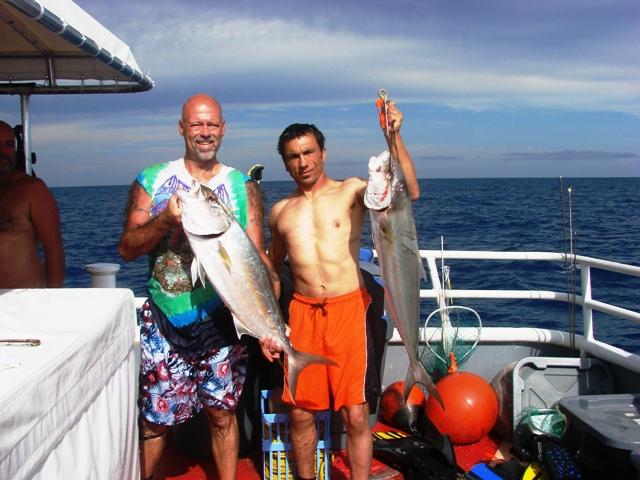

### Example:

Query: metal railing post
xmin=426 ymin=256 xmax=444 ymax=309
xmin=20 ymin=93 xmax=32 ymax=176
xmin=581 ymin=264 xmax=594 ymax=345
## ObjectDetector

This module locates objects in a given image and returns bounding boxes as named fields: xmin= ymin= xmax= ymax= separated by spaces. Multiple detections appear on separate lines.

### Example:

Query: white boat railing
xmin=117 ymin=249 xmax=640 ymax=372
xmin=411 ymin=250 xmax=640 ymax=373
xmin=416 ymin=250 xmax=640 ymax=326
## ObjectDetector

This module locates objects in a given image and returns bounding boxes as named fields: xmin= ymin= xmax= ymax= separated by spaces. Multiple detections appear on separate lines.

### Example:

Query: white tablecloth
xmin=0 ymin=289 xmax=139 ymax=480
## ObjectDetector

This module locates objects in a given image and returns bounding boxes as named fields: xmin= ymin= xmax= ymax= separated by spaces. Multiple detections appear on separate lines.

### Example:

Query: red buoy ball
xmin=379 ymin=380 xmax=427 ymax=431
xmin=425 ymin=371 xmax=499 ymax=445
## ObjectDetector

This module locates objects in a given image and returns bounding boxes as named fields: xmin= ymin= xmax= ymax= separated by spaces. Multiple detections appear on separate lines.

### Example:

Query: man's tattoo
xmin=247 ymin=181 xmax=265 ymax=223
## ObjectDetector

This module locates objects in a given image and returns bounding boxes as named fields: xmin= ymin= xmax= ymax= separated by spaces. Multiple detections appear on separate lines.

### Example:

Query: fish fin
xmin=232 ymin=314 xmax=253 ymax=338
xmin=418 ymin=252 xmax=427 ymax=282
xmin=286 ymin=348 xmax=337 ymax=399
xmin=190 ymin=259 xmax=198 ymax=286
xmin=190 ymin=258 xmax=206 ymax=287
xmin=403 ymin=366 xmax=416 ymax=402
xmin=198 ymin=263 xmax=207 ymax=286
xmin=217 ymin=243 xmax=232 ymax=273
xmin=406 ymin=361 xmax=445 ymax=410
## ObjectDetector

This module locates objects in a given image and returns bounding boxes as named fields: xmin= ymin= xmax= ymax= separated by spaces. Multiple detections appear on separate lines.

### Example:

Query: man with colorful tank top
xmin=119 ymin=93 xmax=278 ymax=480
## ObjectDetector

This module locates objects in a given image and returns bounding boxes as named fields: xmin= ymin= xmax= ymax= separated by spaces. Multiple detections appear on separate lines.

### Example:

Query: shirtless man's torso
xmin=0 ymin=122 xmax=64 ymax=288
xmin=270 ymin=174 xmax=367 ymax=298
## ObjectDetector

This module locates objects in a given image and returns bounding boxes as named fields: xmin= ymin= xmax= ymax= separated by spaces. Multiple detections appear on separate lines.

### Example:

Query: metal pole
xmin=20 ymin=93 xmax=32 ymax=175
xmin=581 ymin=264 xmax=593 ymax=357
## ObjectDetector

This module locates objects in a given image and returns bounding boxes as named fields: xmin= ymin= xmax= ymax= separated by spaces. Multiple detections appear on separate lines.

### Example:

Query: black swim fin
xmin=412 ymin=411 xmax=457 ymax=470
xmin=372 ymin=431 xmax=458 ymax=480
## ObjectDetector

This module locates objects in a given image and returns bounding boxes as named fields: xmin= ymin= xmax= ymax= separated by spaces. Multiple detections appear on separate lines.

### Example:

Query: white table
xmin=0 ymin=289 xmax=139 ymax=480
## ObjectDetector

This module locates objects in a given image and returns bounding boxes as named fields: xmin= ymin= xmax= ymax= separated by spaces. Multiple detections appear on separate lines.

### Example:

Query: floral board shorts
xmin=138 ymin=301 xmax=247 ymax=426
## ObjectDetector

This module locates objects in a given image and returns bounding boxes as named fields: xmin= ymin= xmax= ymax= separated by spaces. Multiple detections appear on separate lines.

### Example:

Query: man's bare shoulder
xmin=316 ymin=177 xmax=365 ymax=195
xmin=336 ymin=176 xmax=367 ymax=204
xmin=270 ymin=191 xmax=298 ymax=220
xmin=28 ymin=177 xmax=56 ymax=199
xmin=6 ymin=173 xmax=53 ymax=199
xmin=341 ymin=176 xmax=367 ymax=189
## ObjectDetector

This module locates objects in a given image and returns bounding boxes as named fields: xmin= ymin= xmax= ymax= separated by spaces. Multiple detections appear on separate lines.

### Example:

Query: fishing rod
xmin=568 ymin=185 xmax=578 ymax=352
xmin=559 ymin=177 xmax=577 ymax=352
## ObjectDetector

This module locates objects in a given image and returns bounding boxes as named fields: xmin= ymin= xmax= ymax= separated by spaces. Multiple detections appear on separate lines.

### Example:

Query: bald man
xmin=119 ymin=94 xmax=277 ymax=480
xmin=0 ymin=121 xmax=64 ymax=289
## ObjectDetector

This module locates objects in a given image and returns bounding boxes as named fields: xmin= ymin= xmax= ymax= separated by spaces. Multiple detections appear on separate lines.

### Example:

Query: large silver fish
xmin=177 ymin=182 xmax=335 ymax=398
xmin=365 ymin=151 xmax=444 ymax=408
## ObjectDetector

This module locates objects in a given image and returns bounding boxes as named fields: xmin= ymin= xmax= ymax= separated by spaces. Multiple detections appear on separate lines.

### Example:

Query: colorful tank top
xmin=136 ymin=159 xmax=250 ymax=328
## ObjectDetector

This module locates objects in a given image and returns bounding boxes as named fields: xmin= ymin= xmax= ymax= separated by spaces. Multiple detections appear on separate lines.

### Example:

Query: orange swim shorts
xmin=283 ymin=288 xmax=372 ymax=411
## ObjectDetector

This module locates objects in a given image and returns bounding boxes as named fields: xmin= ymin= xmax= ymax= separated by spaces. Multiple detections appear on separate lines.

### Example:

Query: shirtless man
xmin=119 ymin=94 xmax=277 ymax=480
xmin=0 ymin=121 xmax=64 ymax=288
xmin=262 ymin=102 xmax=418 ymax=479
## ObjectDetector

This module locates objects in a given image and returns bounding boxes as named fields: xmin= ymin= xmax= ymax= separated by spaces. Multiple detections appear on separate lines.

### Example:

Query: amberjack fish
xmin=365 ymin=151 xmax=444 ymax=409
xmin=177 ymin=182 xmax=335 ymax=398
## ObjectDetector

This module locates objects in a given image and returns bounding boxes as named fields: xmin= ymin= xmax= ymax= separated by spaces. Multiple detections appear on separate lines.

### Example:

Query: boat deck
xmin=156 ymin=434 xmax=404 ymax=479
xmin=155 ymin=424 xmax=509 ymax=479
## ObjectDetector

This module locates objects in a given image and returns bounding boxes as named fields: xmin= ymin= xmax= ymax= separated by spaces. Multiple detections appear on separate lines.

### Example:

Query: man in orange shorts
xmin=261 ymin=101 xmax=420 ymax=480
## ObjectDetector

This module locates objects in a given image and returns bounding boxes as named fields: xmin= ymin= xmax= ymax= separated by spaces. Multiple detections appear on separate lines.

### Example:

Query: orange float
xmin=425 ymin=354 xmax=499 ymax=445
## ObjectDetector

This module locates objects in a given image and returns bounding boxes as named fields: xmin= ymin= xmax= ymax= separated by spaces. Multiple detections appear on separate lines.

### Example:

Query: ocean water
xmin=53 ymin=177 xmax=640 ymax=353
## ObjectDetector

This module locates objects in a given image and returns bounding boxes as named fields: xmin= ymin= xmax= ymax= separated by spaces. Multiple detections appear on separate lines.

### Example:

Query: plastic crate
xmin=261 ymin=389 xmax=331 ymax=480
xmin=511 ymin=356 xmax=613 ymax=431
xmin=559 ymin=394 xmax=640 ymax=478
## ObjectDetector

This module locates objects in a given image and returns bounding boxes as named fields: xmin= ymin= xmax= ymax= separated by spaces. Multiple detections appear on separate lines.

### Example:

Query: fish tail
xmin=287 ymin=349 xmax=337 ymax=400
xmin=405 ymin=361 xmax=445 ymax=410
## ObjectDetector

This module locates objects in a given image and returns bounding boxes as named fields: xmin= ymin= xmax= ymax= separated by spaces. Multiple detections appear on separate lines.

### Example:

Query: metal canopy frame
xmin=0 ymin=0 xmax=154 ymax=173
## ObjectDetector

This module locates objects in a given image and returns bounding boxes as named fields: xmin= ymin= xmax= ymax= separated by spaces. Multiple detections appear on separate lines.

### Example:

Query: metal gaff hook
xmin=377 ymin=88 xmax=390 ymax=135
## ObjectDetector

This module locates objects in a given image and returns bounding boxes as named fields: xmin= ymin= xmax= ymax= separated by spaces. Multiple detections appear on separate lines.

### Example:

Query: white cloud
xmin=5 ymin=0 xmax=639 ymax=185
xmin=103 ymin=4 xmax=639 ymax=116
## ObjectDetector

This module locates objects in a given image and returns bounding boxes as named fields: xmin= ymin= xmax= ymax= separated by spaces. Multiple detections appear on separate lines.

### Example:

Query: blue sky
xmin=1 ymin=0 xmax=638 ymax=187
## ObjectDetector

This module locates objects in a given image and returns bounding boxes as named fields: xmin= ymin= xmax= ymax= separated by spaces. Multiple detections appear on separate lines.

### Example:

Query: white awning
xmin=0 ymin=0 xmax=153 ymax=94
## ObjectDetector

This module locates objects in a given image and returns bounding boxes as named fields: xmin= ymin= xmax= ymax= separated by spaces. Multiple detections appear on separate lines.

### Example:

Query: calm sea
xmin=53 ymin=177 xmax=640 ymax=353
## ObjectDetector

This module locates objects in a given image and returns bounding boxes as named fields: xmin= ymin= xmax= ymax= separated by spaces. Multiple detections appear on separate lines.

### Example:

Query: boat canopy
xmin=0 ymin=0 xmax=153 ymax=173
xmin=0 ymin=0 xmax=153 ymax=94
